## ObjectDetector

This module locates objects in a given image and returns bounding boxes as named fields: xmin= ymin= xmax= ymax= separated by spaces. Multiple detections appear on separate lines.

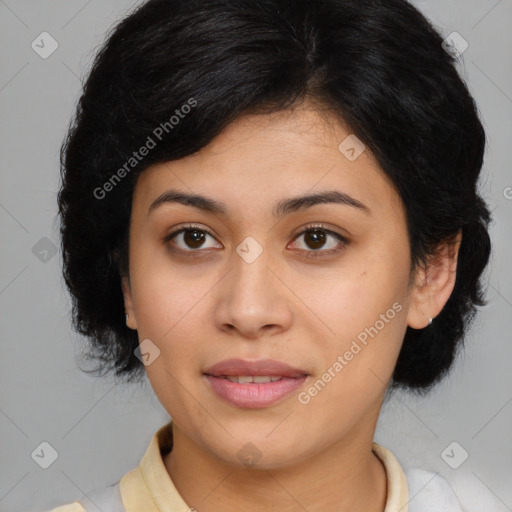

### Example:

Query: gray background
xmin=0 ymin=1 xmax=511 ymax=511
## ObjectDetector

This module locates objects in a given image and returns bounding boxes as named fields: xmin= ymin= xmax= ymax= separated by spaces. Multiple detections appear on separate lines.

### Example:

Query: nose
xmin=214 ymin=245 xmax=293 ymax=340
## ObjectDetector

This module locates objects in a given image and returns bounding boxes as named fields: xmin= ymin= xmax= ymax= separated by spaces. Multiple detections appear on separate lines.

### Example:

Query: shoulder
xmin=37 ymin=482 xmax=125 ymax=512
xmin=405 ymin=467 xmax=464 ymax=512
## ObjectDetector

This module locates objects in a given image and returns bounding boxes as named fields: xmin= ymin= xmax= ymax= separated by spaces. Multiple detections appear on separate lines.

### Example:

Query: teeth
xmin=224 ymin=375 xmax=283 ymax=383
xmin=253 ymin=375 xmax=281 ymax=383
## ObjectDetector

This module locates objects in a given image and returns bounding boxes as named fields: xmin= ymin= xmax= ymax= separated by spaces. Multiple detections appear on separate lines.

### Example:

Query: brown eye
xmin=289 ymin=226 xmax=348 ymax=257
xmin=165 ymin=226 xmax=222 ymax=253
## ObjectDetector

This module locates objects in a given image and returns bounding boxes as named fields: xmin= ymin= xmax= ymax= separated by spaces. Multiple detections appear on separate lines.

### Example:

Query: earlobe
xmin=121 ymin=276 xmax=138 ymax=330
xmin=406 ymin=229 xmax=462 ymax=329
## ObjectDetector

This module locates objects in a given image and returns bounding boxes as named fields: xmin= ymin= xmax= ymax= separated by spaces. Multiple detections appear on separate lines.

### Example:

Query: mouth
xmin=203 ymin=358 xmax=309 ymax=408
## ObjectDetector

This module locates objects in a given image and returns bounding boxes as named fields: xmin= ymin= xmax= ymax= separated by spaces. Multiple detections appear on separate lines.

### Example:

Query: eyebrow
xmin=148 ymin=189 xmax=371 ymax=218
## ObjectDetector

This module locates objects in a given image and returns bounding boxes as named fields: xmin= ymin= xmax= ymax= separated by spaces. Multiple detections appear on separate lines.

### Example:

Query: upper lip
xmin=204 ymin=358 xmax=308 ymax=378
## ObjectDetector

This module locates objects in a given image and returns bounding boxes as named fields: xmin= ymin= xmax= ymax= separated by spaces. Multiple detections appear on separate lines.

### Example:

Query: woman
xmin=50 ymin=0 xmax=491 ymax=510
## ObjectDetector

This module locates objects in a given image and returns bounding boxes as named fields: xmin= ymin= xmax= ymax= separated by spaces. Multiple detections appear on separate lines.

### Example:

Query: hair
xmin=58 ymin=0 xmax=492 ymax=393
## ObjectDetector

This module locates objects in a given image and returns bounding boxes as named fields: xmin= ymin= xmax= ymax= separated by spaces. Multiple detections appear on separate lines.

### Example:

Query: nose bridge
xmin=214 ymin=234 xmax=292 ymax=336
xmin=230 ymin=235 xmax=274 ymax=304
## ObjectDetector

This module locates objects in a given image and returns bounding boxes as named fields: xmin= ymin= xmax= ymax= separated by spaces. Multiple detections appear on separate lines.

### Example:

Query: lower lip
xmin=204 ymin=375 xmax=307 ymax=408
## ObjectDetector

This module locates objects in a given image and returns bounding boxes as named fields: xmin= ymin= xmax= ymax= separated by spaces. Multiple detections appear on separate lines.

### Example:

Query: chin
xmin=203 ymin=427 xmax=313 ymax=470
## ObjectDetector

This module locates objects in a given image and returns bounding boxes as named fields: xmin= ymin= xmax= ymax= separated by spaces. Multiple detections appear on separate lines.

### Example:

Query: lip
xmin=203 ymin=358 xmax=309 ymax=408
xmin=204 ymin=358 xmax=308 ymax=378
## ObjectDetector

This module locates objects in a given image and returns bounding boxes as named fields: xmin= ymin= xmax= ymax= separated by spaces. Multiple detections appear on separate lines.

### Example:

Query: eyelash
xmin=163 ymin=223 xmax=349 ymax=259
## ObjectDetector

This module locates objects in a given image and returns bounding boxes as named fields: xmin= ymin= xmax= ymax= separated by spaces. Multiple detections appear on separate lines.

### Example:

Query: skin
xmin=121 ymin=101 xmax=462 ymax=512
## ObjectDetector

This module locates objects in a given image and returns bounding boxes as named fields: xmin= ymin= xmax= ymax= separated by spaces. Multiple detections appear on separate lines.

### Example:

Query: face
xmin=122 ymin=103 xmax=424 ymax=468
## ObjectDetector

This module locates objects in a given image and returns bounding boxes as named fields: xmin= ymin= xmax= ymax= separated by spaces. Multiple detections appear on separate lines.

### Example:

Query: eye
xmin=163 ymin=223 xmax=348 ymax=258
xmin=164 ymin=224 xmax=222 ymax=253
xmin=288 ymin=224 xmax=348 ymax=257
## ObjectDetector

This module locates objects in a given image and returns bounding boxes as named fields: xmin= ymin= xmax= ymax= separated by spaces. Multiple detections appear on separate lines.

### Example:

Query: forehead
xmin=132 ymin=105 xmax=404 ymax=222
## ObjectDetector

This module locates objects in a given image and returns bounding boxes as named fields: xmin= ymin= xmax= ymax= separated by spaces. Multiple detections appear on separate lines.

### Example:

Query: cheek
xmin=129 ymin=256 xmax=217 ymax=385
xmin=296 ymin=239 xmax=410 ymax=393
xmin=295 ymin=246 xmax=408 ymax=339
xmin=130 ymin=264 xmax=209 ymax=413
xmin=294 ymin=304 xmax=406 ymax=439
xmin=133 ymin=281 xmax=205 ymax=352
xmin=129 ymin=243 xmax=201 ymax=336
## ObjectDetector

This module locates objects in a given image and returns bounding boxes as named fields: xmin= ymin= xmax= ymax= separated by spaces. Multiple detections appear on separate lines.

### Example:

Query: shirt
xmin=44 ymin=421 xmax=464 ymax=512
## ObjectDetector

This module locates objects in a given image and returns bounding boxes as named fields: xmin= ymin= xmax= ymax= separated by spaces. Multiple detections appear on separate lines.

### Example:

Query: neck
xmin=164 ymin=417 xmax=387 ymax=512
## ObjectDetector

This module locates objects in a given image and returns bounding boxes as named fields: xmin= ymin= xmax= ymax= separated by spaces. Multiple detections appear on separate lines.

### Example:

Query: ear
xmin=121 ymin=276 xmax=138 ymax=330
xmin=406 ymin=229 xmax=462 ymax=329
